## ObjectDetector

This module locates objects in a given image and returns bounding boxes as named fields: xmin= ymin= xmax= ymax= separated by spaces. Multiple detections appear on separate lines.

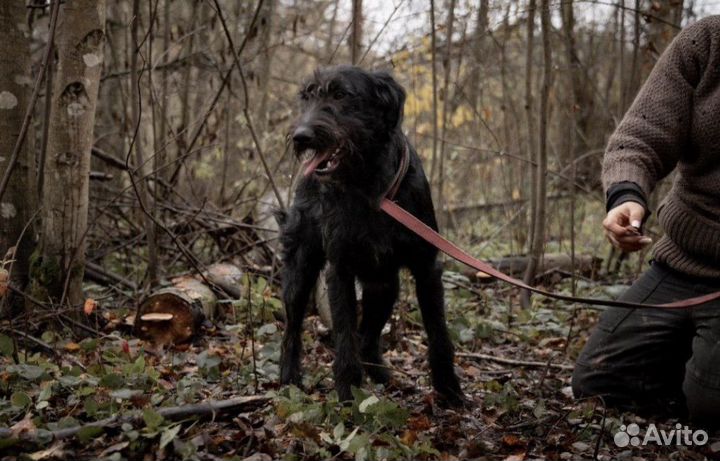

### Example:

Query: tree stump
xmin=134 ymin=277 xmax=217 ymax=345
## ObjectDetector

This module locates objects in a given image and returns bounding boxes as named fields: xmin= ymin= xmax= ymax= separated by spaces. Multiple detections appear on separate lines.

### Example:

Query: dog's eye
xmin=333 ymin=89 xmax=346 ymax=100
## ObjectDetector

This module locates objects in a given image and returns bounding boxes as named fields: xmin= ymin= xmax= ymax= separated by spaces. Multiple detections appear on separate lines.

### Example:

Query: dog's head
xmin=291 ymin=65 xmax=406 ymax=179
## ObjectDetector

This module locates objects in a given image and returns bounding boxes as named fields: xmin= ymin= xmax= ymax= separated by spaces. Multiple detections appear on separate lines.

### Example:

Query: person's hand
xmin=603 ymin=201 xmax=653 ymax=252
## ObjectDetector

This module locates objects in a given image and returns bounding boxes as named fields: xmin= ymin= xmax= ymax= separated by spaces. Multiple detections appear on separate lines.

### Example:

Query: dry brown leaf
xmin=29 ymin=442 xmax=65 ymax=460
xmin=10 ymin=413 xmax=36 ymax=437
xmin=501 ymin=434 xmax=526 ymax=448
xmin=0 ymin=268 xmax=8 ymax=297
xmin=407 ymin=414 xmax=432 ymax=431
xmin=400 ymin=429 xmax=417 ymax=445
xmin=83 ymin=298 xmax=97 ymax=315
xmin=64 ymin=342 xmax=80 ymax=352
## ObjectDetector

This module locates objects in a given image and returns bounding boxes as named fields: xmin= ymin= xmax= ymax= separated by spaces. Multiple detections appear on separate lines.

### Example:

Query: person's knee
xmin=684 ymin=374 xmax=720 ymax=428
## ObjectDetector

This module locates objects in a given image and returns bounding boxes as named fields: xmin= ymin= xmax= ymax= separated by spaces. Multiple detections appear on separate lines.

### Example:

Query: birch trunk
xmin=31 ymin=0 xmax=106 ymax=308
xmin=0 ymin=1 xmax=36 ymax=303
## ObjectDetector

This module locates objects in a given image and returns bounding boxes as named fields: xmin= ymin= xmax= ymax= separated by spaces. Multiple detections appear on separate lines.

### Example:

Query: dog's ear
xmin=372 ymin=71 xmax=406 ymax=130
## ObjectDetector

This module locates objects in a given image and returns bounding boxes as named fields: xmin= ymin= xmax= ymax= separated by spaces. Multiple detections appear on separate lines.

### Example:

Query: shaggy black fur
xmin=277 ymin=65 xmax=464 ymax=407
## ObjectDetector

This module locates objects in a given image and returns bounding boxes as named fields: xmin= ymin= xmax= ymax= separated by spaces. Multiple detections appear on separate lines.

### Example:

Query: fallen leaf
xmin=83 ymin=298 xmax=97 ymax=315
xmin=407 ymin=415 xmax=432 ymax=431
xmin=502 ymin=434 xmax=526 ymax=448
xmin=10 ymin=413 xmax=36 ymax=437
xmin=29 ymin=442 xmax=65 ymax=460
xmin=0 ymin=268 xmax=8 ymax=297
xmin=64 ymin=342 xmax=81 ymax=352
xmin=400 ymin=429 xmax=417 ymax=445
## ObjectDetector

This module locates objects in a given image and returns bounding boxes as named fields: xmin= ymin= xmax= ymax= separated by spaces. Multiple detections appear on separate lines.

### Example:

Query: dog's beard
xmin=300 ymin=148 xmax=342 ymax=177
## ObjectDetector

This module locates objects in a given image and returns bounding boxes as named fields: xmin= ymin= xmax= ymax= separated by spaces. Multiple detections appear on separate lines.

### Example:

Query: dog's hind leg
xmin=410 ymin=259 xmax=466 ymax=407
xmin=359 ymin=273 xmax=399 ymax=384
xmin=280 ymin=236 xmax=324 ymax=387
xmin=326 ymin=263 xmax=363 ymax=402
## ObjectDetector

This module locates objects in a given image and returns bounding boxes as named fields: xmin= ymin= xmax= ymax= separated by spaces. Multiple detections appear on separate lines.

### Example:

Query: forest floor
xmin=2 ymin=271 xmax=720 ymax=460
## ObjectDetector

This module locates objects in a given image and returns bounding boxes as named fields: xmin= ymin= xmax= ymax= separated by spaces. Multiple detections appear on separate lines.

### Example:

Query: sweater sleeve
xmin=602 ymin=20 xmax=708 ymax=197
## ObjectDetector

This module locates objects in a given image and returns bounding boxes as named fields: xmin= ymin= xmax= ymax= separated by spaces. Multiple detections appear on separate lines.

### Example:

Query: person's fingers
xmin=603 ymin=219 xmax=629 ymax=236
xmin=626 ymin=202 xmax=646 ymax=230
xmin=605 ymin=231 xmax=652 ymax=252
xmin=604 ymin=202 xmax=647 ymax=244
xmin=615 ymin=234 xmax=652 ymax=245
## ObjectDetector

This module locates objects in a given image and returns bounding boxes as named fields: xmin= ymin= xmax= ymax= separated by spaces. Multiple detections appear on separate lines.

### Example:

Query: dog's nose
xmin=292 ymin=126 xmax=314 ymax=146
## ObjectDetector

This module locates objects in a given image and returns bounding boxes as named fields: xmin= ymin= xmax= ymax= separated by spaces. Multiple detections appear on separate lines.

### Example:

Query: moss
xmin=28 ymin=250 xmax=63 ymax=295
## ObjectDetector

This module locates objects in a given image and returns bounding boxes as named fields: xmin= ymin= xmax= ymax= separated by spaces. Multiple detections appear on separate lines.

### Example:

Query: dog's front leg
xmin=411 ymin=259 xmax=466 ymax=407
xmin=280 ymin=244 xmax=324 ymax=387
xmin=326 ymin=263 xmax=362 ymax=402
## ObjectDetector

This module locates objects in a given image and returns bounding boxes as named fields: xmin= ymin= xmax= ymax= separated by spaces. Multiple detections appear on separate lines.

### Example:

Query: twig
xmin=0 ymin=395 xmax=270 ymax=442
xmin=84 ymin=261 xmax=137 ymax=291
xmin=6 ymin=329 xmax=86 ymax=371
xmin=0 ymin=0 xmax=59 ymax=201
xmin=457 ymin=352 xmax=574 ymax=371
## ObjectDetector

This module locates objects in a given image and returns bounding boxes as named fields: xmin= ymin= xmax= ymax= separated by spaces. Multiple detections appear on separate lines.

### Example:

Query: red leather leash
xmin=381 ymin=142 xmax=720 ymax=309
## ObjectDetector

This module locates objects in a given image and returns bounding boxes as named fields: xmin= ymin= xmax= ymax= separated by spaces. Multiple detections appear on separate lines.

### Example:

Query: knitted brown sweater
xmin=603 ymin=15 xmax=720 ymax=278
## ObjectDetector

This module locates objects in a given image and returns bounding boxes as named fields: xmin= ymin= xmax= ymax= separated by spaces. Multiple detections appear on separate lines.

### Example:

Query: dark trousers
xmin=572 ymin=261 xmax=720 ymax=425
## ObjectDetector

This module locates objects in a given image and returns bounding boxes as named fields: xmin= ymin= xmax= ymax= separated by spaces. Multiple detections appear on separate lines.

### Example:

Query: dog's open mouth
xmin=300 ymin=148 xmax=341 ymax=177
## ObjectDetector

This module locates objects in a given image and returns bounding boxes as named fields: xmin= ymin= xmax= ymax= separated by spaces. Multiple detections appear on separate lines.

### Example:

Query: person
xmin=571 ymin=15 xmax=720 ymax=425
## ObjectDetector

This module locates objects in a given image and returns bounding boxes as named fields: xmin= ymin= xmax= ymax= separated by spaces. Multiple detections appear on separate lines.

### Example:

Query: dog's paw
xmin=279 ymin=365 xmax=303 ymax=387
xmin=436 ymin=389 xmax=470 ymax=410
xmin=363 ymin=362 xmax=392 ymax=384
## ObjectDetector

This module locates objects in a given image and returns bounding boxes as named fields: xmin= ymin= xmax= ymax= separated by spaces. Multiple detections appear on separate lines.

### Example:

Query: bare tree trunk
xmin=523 ymin=0 xmax=551 ymax=308
xmin=324 ymin=0 xmax=340 ymax=58
xmin=429 ymin=0 xmax=439 ymax=194
xmin=0 ymin=2 xmax=36 ymax=304
xmin=618 ymin=0 xmax=627 ymax=113
xmin=520 ymin=0 xmax=537 ymax=308
xmin=129 ymin=0 xmax=159 ymax=286
xmin=626 ymin=0 xmax=641 ymax=105
xmin=255 ymin=0 xmax=277 ymax=134
xmin=437 ymin=0 xmax=456 ymax=230
xmin=31 ymin=0 xmax=106 ymax=308
xmin=468 ymin=0 xmax=489 ymax=111
xmin=174 ymin=0 xmax=199 ymax=184
xmin=157 ymin=0 xmax=171 ymax=187
xmin=641 ymin=0 xmax=683 ymax=75
xmin=562 ymin=0 xmax=578 ymax=295
xmin=350 ymin=0 xmax=362 ymax=64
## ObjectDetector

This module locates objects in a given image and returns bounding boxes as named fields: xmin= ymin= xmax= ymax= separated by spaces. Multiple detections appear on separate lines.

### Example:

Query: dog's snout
xmin=292 ymin=126 xmax=315 ymax=146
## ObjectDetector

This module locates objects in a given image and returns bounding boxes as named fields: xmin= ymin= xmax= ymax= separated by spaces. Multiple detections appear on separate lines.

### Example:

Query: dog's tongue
xmin=302 ymin=151 xmax=330 ymax=177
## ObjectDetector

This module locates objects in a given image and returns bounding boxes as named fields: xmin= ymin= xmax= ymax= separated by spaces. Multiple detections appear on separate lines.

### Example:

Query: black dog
xmin=277 ymin=65 xmax=464 ymax=407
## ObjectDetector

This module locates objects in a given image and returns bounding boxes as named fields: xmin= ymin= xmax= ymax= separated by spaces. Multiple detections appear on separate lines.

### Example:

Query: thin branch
xmin=457 ymin=352 xmax=573 ymax=371
xmin=0 ymin=396 xmax=270 ymax=442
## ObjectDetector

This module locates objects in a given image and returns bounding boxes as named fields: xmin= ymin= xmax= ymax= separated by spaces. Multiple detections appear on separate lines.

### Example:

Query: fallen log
xmin=84 ymin=261 xmax=137 ymax=291
xmin=203 ymin=263 xmax=245 ymax=299
xmin=134 ymin=277 xmax=217 ymax=345
xmin=458 ymin=253 xmax=601 ymax=281
xmin=0 ymin=395 xmax=269 ymax=443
